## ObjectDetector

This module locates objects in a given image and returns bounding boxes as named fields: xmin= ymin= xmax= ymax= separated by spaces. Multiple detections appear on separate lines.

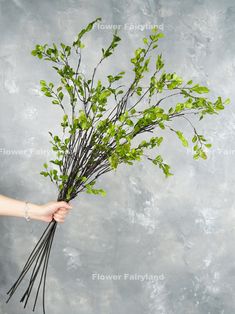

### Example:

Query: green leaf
xmin=40 ymin=171 xmax=49 ymax=177
xmin=44 ymin=92 xmax=52 ymax=97
xmin=151 ymin=155 xmax=173 ymax=178
xmin=102 ymin=30 xmax=121 ymax=59
xmin=50 ymin=159 xmax=63 ymax=166
xmin=31 ymin=50 xmax=37 ymax=56
xmin=66 ymin=186 xmax=74 ymax=200
xmin=52 ymin=100 xmax=60 ymax=104
xmin=192 ymin=135 xmax=197 ymax=143
xmin=99 ymin=189 xmax=106 ymax=197
xmin=108 ymin=153 xmax=119 ymax=169
xmin=80 ymin=176 xmax=87 ymax=183
xmin=214 ymin=97 xmax=224 ymax=110
xmin=191 ymin=84 xmax=210 ymax=94
xmin=224 ymin=98 xmax=230 ymax=105
xmin=53 ymin=135 xmax=60 ymax=143
xmin=200 ymin=151 xmax=207 ymax=160
xmin=176 ymin=131 xmax=188 ymax=147
xmin=156 ymin=54 xmax=164 ymax=71
xmin=73 ymin=17 xmax=102 ymax=47
xmin=40 ymin=80 xmax=47 ymax=86
xmin=58 ymin=91 xmax=64 ymax=101
xmin=143 ymin=38 xmax=148 ymax=45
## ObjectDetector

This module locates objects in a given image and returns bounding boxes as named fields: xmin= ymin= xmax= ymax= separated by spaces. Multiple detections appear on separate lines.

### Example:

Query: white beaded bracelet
xmin=24 ymin=202 xmax=31 ymax=222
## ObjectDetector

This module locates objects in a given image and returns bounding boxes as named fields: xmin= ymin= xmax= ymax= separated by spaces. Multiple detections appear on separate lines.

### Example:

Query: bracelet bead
xmin=24 ymin=202 xmax=31 ymax=222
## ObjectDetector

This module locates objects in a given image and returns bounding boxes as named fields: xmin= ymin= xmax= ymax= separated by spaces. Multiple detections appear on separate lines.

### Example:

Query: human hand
xmin=29 ymin=201 xmax=72 ymax=223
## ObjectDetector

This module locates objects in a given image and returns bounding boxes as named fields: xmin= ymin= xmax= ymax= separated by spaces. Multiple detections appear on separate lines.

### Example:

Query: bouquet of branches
xmin=6 ymin=17 xmax=229 ymax=314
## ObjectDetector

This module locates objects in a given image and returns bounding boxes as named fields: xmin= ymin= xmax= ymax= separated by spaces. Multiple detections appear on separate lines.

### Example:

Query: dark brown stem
xmin=6 ymin=213 xmax=59 ymax=314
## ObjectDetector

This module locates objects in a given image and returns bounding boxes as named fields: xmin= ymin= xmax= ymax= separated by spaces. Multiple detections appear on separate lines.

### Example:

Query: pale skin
xmin=0 ymin=194 xmax=72 ymax=223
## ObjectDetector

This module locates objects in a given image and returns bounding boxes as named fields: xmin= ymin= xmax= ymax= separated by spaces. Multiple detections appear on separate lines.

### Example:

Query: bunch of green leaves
xmin=31 ymin=17 xmax=229 ymax=201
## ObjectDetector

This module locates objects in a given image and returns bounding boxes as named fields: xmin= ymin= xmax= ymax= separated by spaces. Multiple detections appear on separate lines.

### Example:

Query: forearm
xmin=0 ymin=194 xmax=40 ymax=219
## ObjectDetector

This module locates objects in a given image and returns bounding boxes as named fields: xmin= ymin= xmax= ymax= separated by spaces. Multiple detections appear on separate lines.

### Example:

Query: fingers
xmin=53 ymin=212 xmax=65 ymax=223
xmin=56 ymin=207 xmax=69 ymax=214
xmin=44 ymin=201 xmax=72 ymax=223
xmin=53 ymin=207 xmax=70 ymax=223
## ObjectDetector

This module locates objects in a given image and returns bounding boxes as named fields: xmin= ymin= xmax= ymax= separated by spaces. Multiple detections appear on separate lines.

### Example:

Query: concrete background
xmin=0 ymin=0 xmax=234 ymax=313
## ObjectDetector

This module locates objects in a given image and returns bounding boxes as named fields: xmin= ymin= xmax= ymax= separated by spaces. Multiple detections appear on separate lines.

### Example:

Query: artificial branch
xmin=6 ymin=17 xmax=229 ymax=314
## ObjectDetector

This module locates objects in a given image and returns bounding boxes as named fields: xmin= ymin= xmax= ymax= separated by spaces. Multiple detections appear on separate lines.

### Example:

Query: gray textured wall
xmin=0 ymin=1 xmax=234 ymax=313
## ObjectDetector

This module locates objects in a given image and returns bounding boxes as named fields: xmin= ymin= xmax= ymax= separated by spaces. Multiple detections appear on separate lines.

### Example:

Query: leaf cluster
xmin=31 ymin=18 xmax=229 ymax=201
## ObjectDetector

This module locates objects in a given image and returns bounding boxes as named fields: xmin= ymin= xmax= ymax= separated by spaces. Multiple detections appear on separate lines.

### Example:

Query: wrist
xmin=26 ymin=203 xmax=42 ymax=220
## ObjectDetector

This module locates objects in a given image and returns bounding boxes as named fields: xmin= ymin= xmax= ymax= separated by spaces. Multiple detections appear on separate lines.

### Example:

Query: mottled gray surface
xmin=0 ymin=0 xmax=234 ymax=313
